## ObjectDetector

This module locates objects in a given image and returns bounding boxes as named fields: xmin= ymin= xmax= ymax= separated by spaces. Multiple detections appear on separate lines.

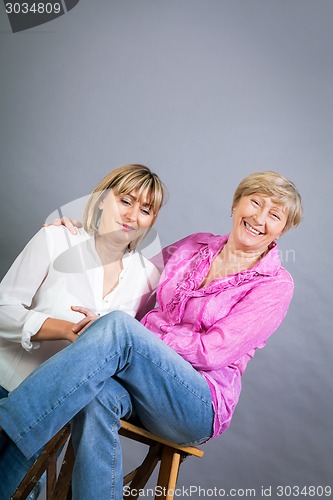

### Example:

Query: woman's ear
xmin=230 ymin=202 xmax=237 ymax=217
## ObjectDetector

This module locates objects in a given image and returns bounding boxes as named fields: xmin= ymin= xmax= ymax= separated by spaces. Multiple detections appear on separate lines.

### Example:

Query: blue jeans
xmin=0 ymin=311 xmax=214 ymax=499
xmin=0 ymin=386 xmax=44 ymax=500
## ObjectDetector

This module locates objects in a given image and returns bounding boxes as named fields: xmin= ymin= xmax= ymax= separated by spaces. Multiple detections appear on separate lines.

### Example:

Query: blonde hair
xmin=232 ymin=171 xmax=303 ymax=234
xmin=83 ymin=164 xmax=166 ymax=250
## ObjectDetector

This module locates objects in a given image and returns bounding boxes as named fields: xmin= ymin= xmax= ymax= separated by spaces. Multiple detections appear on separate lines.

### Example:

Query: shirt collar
xmin=196 ymin=233 xmax=281 ymax=277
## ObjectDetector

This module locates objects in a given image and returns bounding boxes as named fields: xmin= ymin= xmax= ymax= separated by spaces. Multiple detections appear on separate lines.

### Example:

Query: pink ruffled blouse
xmin=141 ymin=233 xmax=294 ymax=438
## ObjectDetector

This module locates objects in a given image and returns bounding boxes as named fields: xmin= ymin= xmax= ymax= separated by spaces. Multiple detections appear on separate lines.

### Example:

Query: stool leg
xmin=124 ymin=444 xmax=162 ymax=500
xmin=51 ymin=439 xmax=75 ymax=500
xmin=10 ymin=425 xmax=70 ymax=500
xmin=46 ymin=459 xmax=57 ymax=498
xmin=156 ymin=446 xmax=181 ymax=500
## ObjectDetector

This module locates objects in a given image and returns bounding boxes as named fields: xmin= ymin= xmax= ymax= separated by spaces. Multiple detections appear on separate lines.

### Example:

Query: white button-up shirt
xmin=0 ymin=226 xmax=160 ymax=391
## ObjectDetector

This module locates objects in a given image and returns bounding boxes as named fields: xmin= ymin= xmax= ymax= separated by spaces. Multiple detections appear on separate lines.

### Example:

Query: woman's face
xmin=231 ymin=193 xmax=287 ymax=253
xmin=98 ymin=189 xmax=155 ymax=246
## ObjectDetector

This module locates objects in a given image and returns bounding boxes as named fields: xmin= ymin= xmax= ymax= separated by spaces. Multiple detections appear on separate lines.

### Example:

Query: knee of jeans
xmin=97 ymin=310 xmax=135 ymax=335
xmin=80 ymin=310 xmax=136 ymax=350
xmin=80 ymin=310 xmax=127 ymax=341
xmin=103 ymin=310 xmax=132 ymax=324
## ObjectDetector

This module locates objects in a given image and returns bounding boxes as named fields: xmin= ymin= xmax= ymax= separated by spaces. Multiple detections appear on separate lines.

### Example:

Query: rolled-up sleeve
xmin=0 ymin=228 xmax=52 ymax=351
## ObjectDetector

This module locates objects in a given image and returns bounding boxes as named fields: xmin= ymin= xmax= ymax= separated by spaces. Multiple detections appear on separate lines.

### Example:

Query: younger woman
xmin=0 ymin=164 xmax=166 ymax=497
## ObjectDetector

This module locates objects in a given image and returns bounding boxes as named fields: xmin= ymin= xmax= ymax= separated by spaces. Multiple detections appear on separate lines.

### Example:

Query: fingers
xmin=72 ymin=317 xmax=92 ymax=334
xmin=43 ymin=218 xmax=62 ymax=228
xmin=68 ymin=332 xmax=80 ymax=343
xmin=71 ymin=306 xmax=99 ymax=335
xmin=42 ymin=216 xmax=82 ymax=234
xmin=60 ymin=216 xmax=78 ymax=235
xmin=71 ymin=305 xmax=98 ymax=318
xmin=62 ymin=217 xmax=83 ymax=232
xmin=70 ymin=218 xmax=83 ymax=229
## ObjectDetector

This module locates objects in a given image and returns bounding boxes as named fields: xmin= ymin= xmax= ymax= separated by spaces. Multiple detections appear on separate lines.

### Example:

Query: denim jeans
xmin=0 ymin=386 xmax=44 ymax=500
xmin=0 ymin=311 xmax=214 ymax=499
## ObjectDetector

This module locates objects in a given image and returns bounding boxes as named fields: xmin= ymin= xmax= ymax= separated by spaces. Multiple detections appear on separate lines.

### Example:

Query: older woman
xmin=0 ymin=171 xmax=302 ymax=499
xmin=0 ymin=164 xmax=165 ymax=498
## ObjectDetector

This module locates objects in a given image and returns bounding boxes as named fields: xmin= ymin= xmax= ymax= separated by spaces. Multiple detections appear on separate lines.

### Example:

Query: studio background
xmin=0 ymin=0 xmax=332 ymax=497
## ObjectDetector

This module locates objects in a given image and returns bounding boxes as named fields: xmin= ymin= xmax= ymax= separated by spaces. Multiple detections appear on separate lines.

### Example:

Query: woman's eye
xmin=141 ymin=208 xmax=151 ymax=216
xmin=251 ymin=199 xmax=260 ymax=206
xmin=120 ymin=198 xmax=131 ymax=205
xmin=271 ymin=213 xmax=280 ymax=220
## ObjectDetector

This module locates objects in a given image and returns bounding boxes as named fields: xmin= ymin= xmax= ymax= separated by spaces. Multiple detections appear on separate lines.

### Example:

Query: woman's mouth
xmin=119 ymin=223 xmax=135 ymax=232
xmin=244 ymin=221 xmax=264 ymax=236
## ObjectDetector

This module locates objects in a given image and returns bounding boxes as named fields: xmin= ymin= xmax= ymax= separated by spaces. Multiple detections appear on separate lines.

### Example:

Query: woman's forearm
xmin=32 ymin=318 xmax=77 ymax=343
xmin=0 ymin=228 xmax=52 ymax=344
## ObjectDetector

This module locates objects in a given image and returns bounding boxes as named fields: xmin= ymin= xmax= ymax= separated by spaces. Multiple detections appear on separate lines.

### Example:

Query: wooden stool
xmin=11 ymin=420 xmax=204 ymax=500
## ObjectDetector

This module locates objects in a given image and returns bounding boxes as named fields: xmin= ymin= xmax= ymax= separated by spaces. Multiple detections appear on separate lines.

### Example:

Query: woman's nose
xmin=253 ymin=210 xmax=265 ymax=225
xmin=125 ymin=204 xmax=139 ymax=221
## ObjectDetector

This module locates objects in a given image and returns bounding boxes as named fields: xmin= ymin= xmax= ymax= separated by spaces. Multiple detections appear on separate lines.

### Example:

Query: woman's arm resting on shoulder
xmin=43 ymin=216 xmax=82 ymax=235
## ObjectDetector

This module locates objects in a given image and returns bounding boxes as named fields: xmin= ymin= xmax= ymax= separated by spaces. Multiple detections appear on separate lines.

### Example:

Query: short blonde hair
xmin=232 ymin=171 xmax=303 ymax=234
xmin=83 ymin=164 xmax=166 ymax=249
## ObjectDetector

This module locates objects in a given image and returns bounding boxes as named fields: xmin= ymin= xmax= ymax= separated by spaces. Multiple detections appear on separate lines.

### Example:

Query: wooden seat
xmin=11 ymin=420 xmax=204 ymax=500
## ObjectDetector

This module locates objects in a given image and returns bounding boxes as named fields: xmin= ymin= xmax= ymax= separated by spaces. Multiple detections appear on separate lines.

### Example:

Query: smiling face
xmin=231 ymin=194 xmax=287 ymax=254
xmin=98 ymin=189 xmax=155 ymax=248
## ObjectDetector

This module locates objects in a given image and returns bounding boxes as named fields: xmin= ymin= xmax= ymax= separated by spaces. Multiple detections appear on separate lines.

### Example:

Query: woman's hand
xmin=32 ymin=308 xmax=99 ymax=344
xmin=32 ymin=318 xmax=81 ymax=343
xmin=43 ymin=216 xmax=82 ymax=235
xmin=71 ymin=306 xmax=99 ymax=336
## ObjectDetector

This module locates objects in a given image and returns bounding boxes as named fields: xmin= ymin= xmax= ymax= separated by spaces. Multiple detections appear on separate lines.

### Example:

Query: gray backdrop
xmin=1 ymin=0 xmax=332 ymax=498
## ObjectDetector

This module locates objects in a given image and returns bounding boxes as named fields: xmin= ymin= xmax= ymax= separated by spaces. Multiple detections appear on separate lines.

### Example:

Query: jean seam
xmin=179 ymin=434 xmax=212 ymax=446
xmin=110 ymin=418 xmax=117 ymax=500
